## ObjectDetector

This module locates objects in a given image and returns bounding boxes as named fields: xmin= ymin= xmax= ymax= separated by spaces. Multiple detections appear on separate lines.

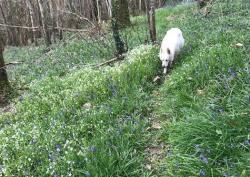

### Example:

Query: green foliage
xmin=155 ymin=1 xmax=250 ymax=176
xmin=1 ymin=0 xmax=250 ymax=176
xmin=0 ymin=45 xmax=160 ymax=176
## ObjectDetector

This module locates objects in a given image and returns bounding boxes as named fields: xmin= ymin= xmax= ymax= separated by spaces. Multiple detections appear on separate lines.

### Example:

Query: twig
xmin=57 ymin=9 xmax=95 ymax=27
xmin=96 ymin=53 xmax=127 ymax=67
xmin=0 ymin=61 xmax=23 ymax=69
xmin=0 ymin=23 xmax=89 ymax=32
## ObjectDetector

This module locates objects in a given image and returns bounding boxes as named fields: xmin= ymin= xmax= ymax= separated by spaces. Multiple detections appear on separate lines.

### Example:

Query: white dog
xmin=159 ymin=28 xmax=185 ymax=74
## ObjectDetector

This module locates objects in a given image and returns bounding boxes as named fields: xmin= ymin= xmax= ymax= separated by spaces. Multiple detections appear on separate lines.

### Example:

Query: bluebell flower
xmin=199 ymin=169 xmax=206 ymax=176
xmin=56 ymin=144 xmax=62 ymax=152
xmin=228 ymin=67 xmax=237 ymax=78
xmin=29 ymin=139 xmax=37 ymax=145
xmin=195 ymin=144 xmax=201 ymax=153
xmin=166 ymin=149 xmax=173 ymax=157
xmin=18 ymin=96 xmax=24 ymax=102
xmin=125 ymin=115 xmax=132 ymax=121
xmin=223 ymin=172 xmax=228 ymax=177
xmin=84 ymin=171 xmax=91 ymax=176
xmin=247 ymin=95 xmax=250 ymax=102
xmin=0 ymin=165 xmax=4 ymax=173
xmin=88 ymin=146 xmax=97 ymax=153
xmin=199 ymin=154 xmax=208 ymax=164
xmin=218 ymin=108 xmax=224 ymax=113
xmin=243 ymin=139 xmax=250 ymax=145
xmin=54 ymin=175 xmax=60 ymax=177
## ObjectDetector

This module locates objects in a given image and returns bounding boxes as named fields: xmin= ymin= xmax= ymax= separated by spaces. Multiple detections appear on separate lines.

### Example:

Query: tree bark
xmin=111 ymin=0 xmax=126 ymax=56
xmin=112 ymin=0 xmax=131 ymax=28
xmin=48 ymin=0 xmax=56 ymax=42
xmin=96 ymin=0 xmax=101 ymax=23
xmin=55 ymin=0 xmax=63 ymax=40
xmin=0 ymin=33 xmax=8 ymax=87
xmin=37 ymin=0 xmax=52 ymax=46
xmin=26 ymin=0 xmax=37 ymax=45
xmin=147 ymin=0 xmax=157 ymax=43
xmin=0 ymin=3 xmax=12 ymax=45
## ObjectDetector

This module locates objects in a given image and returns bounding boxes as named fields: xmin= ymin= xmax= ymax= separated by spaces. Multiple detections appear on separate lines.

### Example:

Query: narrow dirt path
xmin=144 ymin=84 xmax=170 ymax=176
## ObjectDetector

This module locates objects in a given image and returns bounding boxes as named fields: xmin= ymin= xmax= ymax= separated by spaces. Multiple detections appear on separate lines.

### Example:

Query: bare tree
xmin=111 ymin=0 xmax=126 ymax=56
xmin=26 ymin=0 xmax=37 ymax=45
xmin=147 ymin=0 xmax=156 ymax=43
xmin=112 ymin=0 xmax=131 ymax=28
xmin=37 ymin=0 xmax=52 ymax=46
xmin=0 ymin=32 xmax=8 ymax=87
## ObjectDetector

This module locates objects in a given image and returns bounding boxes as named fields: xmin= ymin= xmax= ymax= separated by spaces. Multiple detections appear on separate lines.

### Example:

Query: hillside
xmin=1 ymin=0 xmax=250 ymax=176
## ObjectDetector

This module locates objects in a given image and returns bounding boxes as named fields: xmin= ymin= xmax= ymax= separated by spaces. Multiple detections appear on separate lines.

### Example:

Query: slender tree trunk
xmin=48 ymin=0 xmax=56 ymax=43
xmin=139 ymin=0 xmax=142 ymax=11
xmin=112 ymin=0 xmax=131 ymax=28
xmin=106 ymin=0 xmax=112 ymax=18
xmin=111 ymin=0 xmax=126 ymax=56
xmin=0 ymin=33 xmax=8 ymax=87
xmin=37 ymin=0 xmax=52 ymax=46
xmin=0 ymin=4 xmax=11 ymax=45
xmin=55 ymin=0 xmax=63 ymax=40
xmin=26 ymin=0 xmax=37 ymax=45
xmin=147 ymin=0 xmax=156 ymax=43
xmin=96 ymin=0 xmax=101 ymax=23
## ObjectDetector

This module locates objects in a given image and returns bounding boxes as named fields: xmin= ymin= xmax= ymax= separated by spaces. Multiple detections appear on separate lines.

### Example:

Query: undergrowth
xmin=1 ymin=0 xmax=249 ymax=176
xmin=155 ymin=0 xmax=250 ymax=176
xmin=0 ymin=45 xmax=160 ymax=176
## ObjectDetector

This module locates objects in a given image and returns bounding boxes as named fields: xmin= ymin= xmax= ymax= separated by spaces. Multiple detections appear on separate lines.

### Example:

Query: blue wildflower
xmin=54 ymin=175 xmax=60 ymax=177
xmin=18 ymin=96 xmax=24 ymax=102
xmin=243 ymin=139 xmax=250 ymax=145
xmin=88 ymin=146 xmax=97 ymax=153
xmin=228 ymin=67 xmax=237 ymax=78
xmin=56 ymin=144 xmax=62 ymax=152
xmin=218 ymin=108 xmax=224 ymax=113
xmin=195 ymin=144 xmax=201 ymax=153
xmin=223 ymin=172 xmax=228 ymax=177
xmin=166 ymin=149 xmax=173 ymax=157
xmin=199 ymin=169 xmax=206 ymax=176
xmin=84 ymin=171 xmax=91 ymax=176
xmin=0 ymin=165 xmax=4 ymax=173
xmin=199 ymin=154 xmax=208 ymax=164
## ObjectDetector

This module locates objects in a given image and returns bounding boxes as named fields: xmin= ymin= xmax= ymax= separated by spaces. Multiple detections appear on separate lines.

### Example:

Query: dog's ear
xmin=167 ymin=48 xmax=171 ymax=55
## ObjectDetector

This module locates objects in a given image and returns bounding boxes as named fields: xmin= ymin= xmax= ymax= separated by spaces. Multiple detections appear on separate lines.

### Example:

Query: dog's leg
xmin=163 ymin=67 xmax=167 ymax=74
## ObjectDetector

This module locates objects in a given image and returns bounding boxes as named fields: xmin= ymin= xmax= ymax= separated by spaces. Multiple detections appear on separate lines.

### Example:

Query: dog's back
xmin=160 ymin=28 xmax=184 ymax=74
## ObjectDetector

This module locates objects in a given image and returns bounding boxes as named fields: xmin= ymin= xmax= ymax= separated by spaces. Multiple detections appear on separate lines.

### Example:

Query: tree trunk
xmin=111 ymin=0 xmax=126 ymax=56
xmin=48 ymin=0 xmax=56 ymax=43
xmin=106 ymin=0 xmax=112 ymax=18
xmin=0 ymin=33 xmax=8 ymax=87
xmin=37 ymin=0 xmax=52 ymax=46
xmin=96 ymin=0 xmax=101 ymax=23
xmin=55 ymin=0 xmax=63 ymax=40
xmin=26 ymin=0 xmax=37 ymax=45
xmin=147 ymin=0 xmax=156 ymax=43
xmin=0 ymin=3 xmax=11 ymax=45
xmin=112 ymin=0 xmax=131 ymax=28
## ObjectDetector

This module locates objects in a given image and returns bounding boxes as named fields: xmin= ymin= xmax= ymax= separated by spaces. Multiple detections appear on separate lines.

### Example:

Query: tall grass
xmin=155 ymin=0 xmax=250 ymax=176
xmin=0 ymin=45 xmax=161 ymax=176
xmin=1 ymin=0 xmax=249 ymax=176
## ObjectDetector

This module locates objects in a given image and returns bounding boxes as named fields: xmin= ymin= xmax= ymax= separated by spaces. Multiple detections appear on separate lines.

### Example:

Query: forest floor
xmin=1 ymin=1 xmax=250 ymax=176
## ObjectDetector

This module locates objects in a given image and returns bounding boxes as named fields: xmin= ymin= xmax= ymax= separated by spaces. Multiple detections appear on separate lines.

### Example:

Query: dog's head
xmin=159 ymin=48 xmax=172 ymax=68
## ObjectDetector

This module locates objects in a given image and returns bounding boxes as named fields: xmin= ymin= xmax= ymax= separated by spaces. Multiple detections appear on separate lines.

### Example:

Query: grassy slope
xmin=154 ymin=1 xmax=250 ymax=176
xmin=1 ymin=0 xmax=249 ymax=176
xmin=1 ymin=45 xmax=161 ymax=176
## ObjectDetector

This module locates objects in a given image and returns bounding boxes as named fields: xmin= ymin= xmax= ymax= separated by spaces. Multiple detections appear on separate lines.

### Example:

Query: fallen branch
xmin=95 ymin=53 xmax=127 ymax=67
xmin=0 ymin=61 xmax=23 ymax=69
xmin=0 ymin=23 xmax=89 ymax=32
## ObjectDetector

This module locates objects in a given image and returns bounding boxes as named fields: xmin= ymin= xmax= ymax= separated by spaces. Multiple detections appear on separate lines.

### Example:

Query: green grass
xmin=154 ymin=1 xmax=250 ymax=176
xmin=0 ymin=45 xmax=161 ymax=176
xmin=1 ymin=0 xmax=250 ymax=176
